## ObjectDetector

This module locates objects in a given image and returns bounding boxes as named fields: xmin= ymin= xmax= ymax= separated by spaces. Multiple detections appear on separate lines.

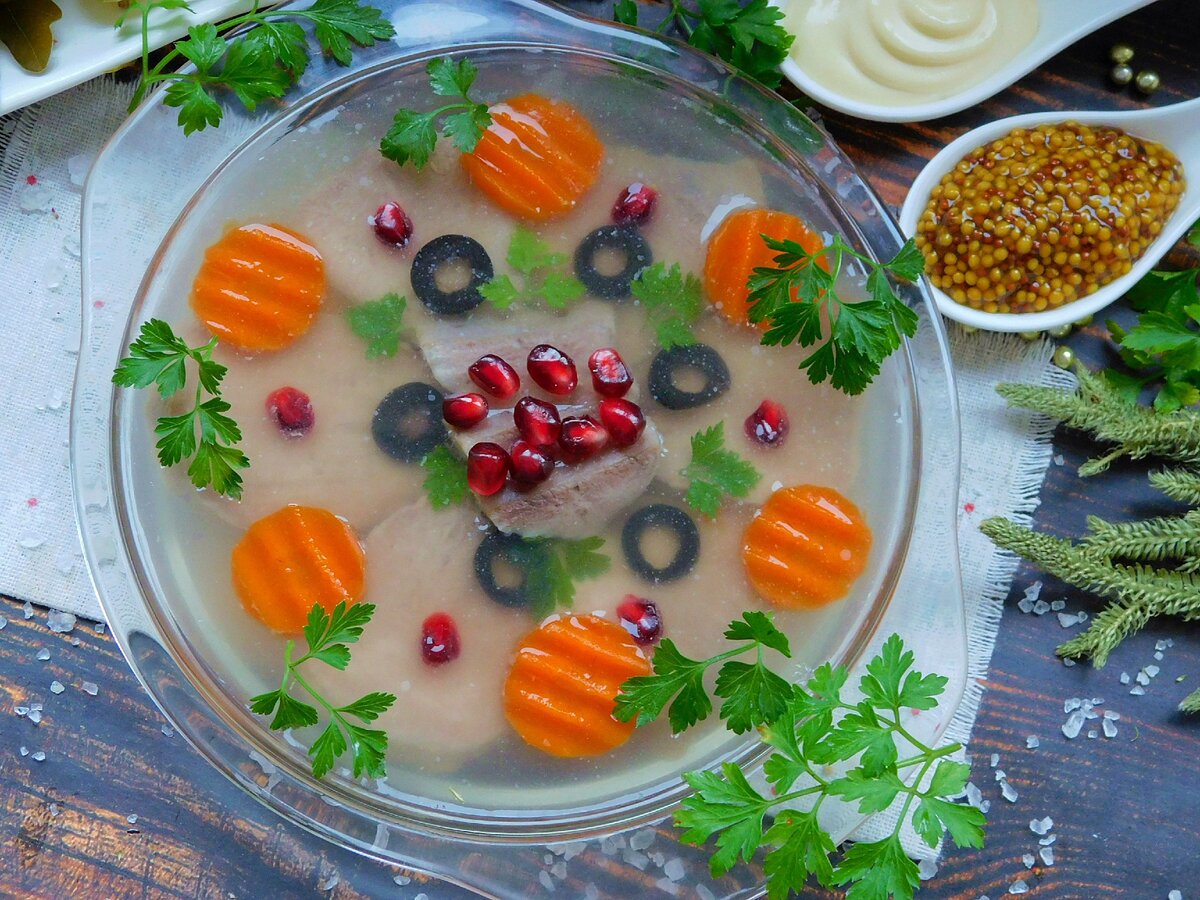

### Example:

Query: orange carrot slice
xmin=742 ymin=485 xmax=871 ymax=609
xmin=462 ymin=94 xmax=604 ymax=221
xmin=504 ymin=614 xmax=650 ymax=758
xmin=703 ymin=208 xmax=826 ymax=327
xmin=231 ymin=505 xmax=365 ymax=633
xmin=191 ymin=223 xmax=325 ymax=353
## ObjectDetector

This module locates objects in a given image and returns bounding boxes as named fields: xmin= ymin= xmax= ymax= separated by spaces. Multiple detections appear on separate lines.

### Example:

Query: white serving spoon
xmin=778 ymin=0 xmax=1158 ymax=123
xmin=896 ymin=97 xmax=1200 ymax=333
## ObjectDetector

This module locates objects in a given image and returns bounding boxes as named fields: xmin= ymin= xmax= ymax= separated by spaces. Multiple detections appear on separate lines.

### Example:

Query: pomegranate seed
xmin=442 ymin=392 xmax=489 ymax=429
xmin=265 ymin=386 xmax=314 ymax=437
xmin=558 ymin=415 xmax=608 ymax=463
xmin=588 ymin=347 xmax=634 ymax=398
xmin=469 ymin=354 xmax=521 ymax=400
xmin=467 ymin=442 xmax=511 ymax=495
xmin=745 ymin=399 xmax=789 ymax=447
xmin=420 ymin=612 xmax=461 ymax=665
xmin=371 ymin=201 xmax=413 ymax=248
xmin=510 ymin=439 xmax=554 ymax=485
xmin=527 ymin=344 xmax=578 ymax=395
xmin=513 ymin=396 xmax=562 ymax=446
xmin=617 ymin=595 xmax=662 ymax=645
xmin=612 ymin=182 xmax=658 ymax=226
xmin=598 ymin=397 xmax=645 ymax=448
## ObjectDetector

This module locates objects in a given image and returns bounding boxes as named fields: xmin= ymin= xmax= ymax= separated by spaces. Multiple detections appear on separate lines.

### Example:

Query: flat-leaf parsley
xmin=380 ymin=57 xmax=492 ymax=170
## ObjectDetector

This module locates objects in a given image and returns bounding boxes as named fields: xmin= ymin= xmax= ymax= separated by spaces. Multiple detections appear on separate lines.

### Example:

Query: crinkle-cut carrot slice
xmin=504 ymin=614 xmax=650 ymax=758
xmin=191 ymin=223 xmax=325 ymax=352
xmin=742 ymin=484 xmax=871 ymax=609
xmin=462 ymin=94 xmax=604 ymax=221
xmin=703 ymin=208 xmax=826 ymax=327
xmin=231 ymin=505 xmax=365 ymax=633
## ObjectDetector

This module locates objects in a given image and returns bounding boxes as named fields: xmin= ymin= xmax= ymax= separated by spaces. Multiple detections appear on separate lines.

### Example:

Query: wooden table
xmin=3 ymin=1 xmax=1198 ymax=896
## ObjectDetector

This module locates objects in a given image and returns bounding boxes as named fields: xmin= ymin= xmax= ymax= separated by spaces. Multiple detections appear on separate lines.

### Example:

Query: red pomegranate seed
xmin=442 ymin=392 xmax=489 ymax=429
xmin=745 ymin=399 xmax=789 ymax=447
xmin=598 ymin=397 xmax=645 ymax=448
xmin=513 ymin=396 xmax=562 ymax=446
xmin=527 ymin=344 xmax=578 ymax=395
xmin=467 ymin=442 xmax=511 ymax=495
xmin=265 ymin=386 xmax=314 ymax=437
xmin=612 ymin=182 xmax=658 ymax=226
xmin=371 ymin=201 xmax=413 ymax=248
xmin=588 ymin=347 xmax=634 ymax=398
xmin=469 ymin=354 xmax=521 ymax=400
xmin=617 ymin=595 xmax=662 ymax=645
xmin=558 ymin=415 xmax=608 ymax=463
xmin=420 ymin=612 xmax=461 ymax=665
xmin=510 ymin=439 xmax=554 ymax=485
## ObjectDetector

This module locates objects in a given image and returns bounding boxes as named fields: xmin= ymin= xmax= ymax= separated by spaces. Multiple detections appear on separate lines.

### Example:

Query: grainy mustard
xmin=915 ymin=122 xmax=1185 ymax=314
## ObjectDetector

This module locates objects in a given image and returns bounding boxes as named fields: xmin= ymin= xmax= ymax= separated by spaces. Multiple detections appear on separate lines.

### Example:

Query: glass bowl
xmin=72 ymin=1 xmax=967 ymax=896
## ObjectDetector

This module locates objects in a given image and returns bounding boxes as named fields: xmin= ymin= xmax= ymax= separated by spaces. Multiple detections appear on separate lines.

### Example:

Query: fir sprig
xmin=618 ymin=625 xmax=983 ymax=899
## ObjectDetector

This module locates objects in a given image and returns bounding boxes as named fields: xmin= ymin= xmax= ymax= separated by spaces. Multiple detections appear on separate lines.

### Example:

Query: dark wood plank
xmin=3 ymin=0 xmax=1200 ymax=896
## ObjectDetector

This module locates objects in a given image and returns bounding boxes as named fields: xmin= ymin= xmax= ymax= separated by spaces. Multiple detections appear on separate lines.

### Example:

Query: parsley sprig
xmin=480 ymin=226 xmax=586 ymax=311
xmin=249 ymin=601 xmax=397 ymax=779
xmin=619 ymin=626 xmax=984 ymax=899
xmin=345 ymin=292 xmax=409 ymax=359
xmin=614 ymin=0 xmax=794 ymax=88
xmin=681 ymin=422 xmax=760 ymax=518
xmin=630 ymin=261 xmax=704 ymax=349
xmin=420 ymin=445 xmax=469 ymax=509
xmin=380 ymin=57 xmax=492 ymax=170
xmin=519 ymin=536 xmax=611 ymax=617
xmin=113 ymin=319 xmax=249 ymax=499
xmin=747 ymin=235 xmax=923 ymax=396
xmin=120 ymin=0 xmax=395 ymax=134
xmin=1103 ymin=266 xmax=1200 ymax=412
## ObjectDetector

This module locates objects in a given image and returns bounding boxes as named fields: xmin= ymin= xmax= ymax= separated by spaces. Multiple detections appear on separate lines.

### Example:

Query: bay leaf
xmin=0 ymin=0 xmax=64 ymax=74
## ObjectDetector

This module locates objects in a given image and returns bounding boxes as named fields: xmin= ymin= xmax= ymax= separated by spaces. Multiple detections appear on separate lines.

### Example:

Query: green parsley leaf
xmin=300 ymin=0 xmax=394 ymax=66
xmin=215 ymin=37 xmax=291 ymax=110
xmin=681 ymin=422 xmax=760 ymax=518
xmin=826 ymin=767 xmax=905 ymax=814
xmin=749 ymin=235 xmax=923 ymax=396
xmin=420 ymin=446 xmax=469 ymax=509
xmin=614 ymin=638 xmax=712 ymax=731
xmin=508 ymin=226 xmax=565 ymax=273
xmin=834 ymin=834 xmax=920 ymax=900
xmin=723 ymin=609 xmax=791 ymax=656
xmin=481 ymin=226 xmax=583 ymax=311
xmin=478 ymin=275 xmax=520 ymax=310
xmin=613 ymin=0 xmax=639 ymax=26
xmin=381 ymin=56 xmax=492 ymax=170
xmin=762 ymin=811 xmax=837 ymax=897
xmin=115 ymin=319 xmax=248 ymax=498
xmin=345 ymin=292 xmax=408 ymax=359
xmin=714 ymin=658 xmax=793 ymax=734
xmin=524 ymin=535 xmax=611 ymax=616
xmin=912 ymin=796 xmax=986 ymax=850
xmin=630 ymin=261 xmax=704 ymax=349
xmin=676 ymin=764 xmax=773 ymax=876
xmin=163 ymin=80 xmax=224 ymax=134
xmin=251 ymin=601 xmax=397 ymax=780
xmin=176 ymin=22 xmax=226 ymax=71
xmin=244 ymin=20 xmax=308 ymax=77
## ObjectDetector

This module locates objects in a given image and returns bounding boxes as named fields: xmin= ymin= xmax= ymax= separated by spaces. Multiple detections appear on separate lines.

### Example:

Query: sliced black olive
xmin=474 ymin=531 xmax=541 ymax=609
xmin=574 ymin=225 xmax=652 ymax=299
xmin=371 ymin=382 xmax=446 ymax=462
xmin=648 ymin=343 xmax=731 ymax=411
xmin=410 ymin=234 xmax=493 ymax=315
xmin=621 ymin=503 xmax=700 ymax=584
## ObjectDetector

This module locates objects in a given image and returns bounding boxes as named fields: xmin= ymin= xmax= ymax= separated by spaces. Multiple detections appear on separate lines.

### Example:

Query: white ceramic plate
xmin=776 ymin=0 xmax=1159 ymax=123
xmin=0 ymin=0 xmax=256 ymax=116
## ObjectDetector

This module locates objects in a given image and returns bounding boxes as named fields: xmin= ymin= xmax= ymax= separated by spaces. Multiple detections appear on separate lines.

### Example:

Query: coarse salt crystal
xmin=538 ymin=870 xmax=555 ymax=893
xmin=966 ymin=782 xmax=984 ymax=808
xmin=47 ymin=610 xmax=75 ymax=633
xmin=1053 ymin=454 xmax=1064 ymax=466
xmin=0 ymin=617 xmax=6 ymax=630
xmin=1146 ymin=665 xmax=1161 ymax=678
xmin=980 ymin=799 xmax=992 ymax=814
xmin=696 ymin=886 xmax=717 ymax=900
xmin=1155 ymin=651 xmax=1164 ymax=661
xmin=32 ymin=751 xmax=46 ymax=762
xmin=1039 ymin=834 xmax=1056 ymax=846
xmin=550 ymin=861 xmax=567 ymax=880
xmin=1087 ymin=730 xmax=1098 ymax=739
xmin=917 ymin=858 xmax=939 ymax=881
xmin=1050 ymin=600 xmax=1066 ymax=611
xmin=990 ymin=753 xmax=1000 ymax=767
xmin=622 ymin=850 xmax=649 ymax=871
xmin=1064 ymin=698 xmax=1082 ymax=713
xmin=1039 ymin=846 xmax=1055 ymax=866
xmin=50 ymin=681 xmax=64 ymax=694
xmin=81 ymin=682 xmax=99 ymax=696
xmin=652 ymin=877 xmax=679 ymax=896
xmin=995 ymin=768 xmax=1006 ymax=781
xmin=1009 ymin=880 xmax=1029 ymax=895
xmin=19 ymin=746 xmax=28 ymax=756
xmin=1136 ymin=671 xmax=1151 ymax=685
xmin=1023 ymin=581 xmax=1042 ymax=602
xmin=1062 ymin=711 xmax=1085 ymax=739
xmin=95 ymin=622 xmax=106 ymax=634
xmin=28 ymin=710 xmax=41 ymax=725
xmin=1130 ymin=685 xmax=1146 ymax=696
xmin=1063 ymin=658 xmax=1076 ymax=667
xmin=23 ymin=601 xmax=34 ymax=619
xmin=15 ymin=706 xmax=28 ymax=717
xmin=1032 ymin=599 xmax=1050 ymax=615
xmin=127 ymin=814 xmax=138 ymax=824
xmin=629 ymin=829 xmax=655 ymax=851
xmin=1017 ymin=596 xmax=1035 ymax=614
xmin=1030 ymin=816 xmax=1053 ymax=835
xmin=161 ymin=725 xmax=174 ymax=737
xmin=1103 ymin=710 xmax=1121 ymax=721
xmin=1026 ymin=736 xmax=1040 ymax=749
xmin=36 ymin=648 xmax=50 ymax=661
xmin=663 ymin=858 xmax=686 ymax=882
xmin=1001 ymin=781 xmax=1019 ymax=803
xmin=393 ymin=874 xmax=411 ymax=886
xmin=1103 ymin=719 xmax=1118 ymax=738
xmin=1022 ymin=853 xmax=1035 ymax=868
xmin=1168 ymin=891 xmax=1182 ymax=900
xmin=1120 ymin=672 xmax=1131 ymax=684
xmin=1057 ymin=612 xmax=1081 ymax=628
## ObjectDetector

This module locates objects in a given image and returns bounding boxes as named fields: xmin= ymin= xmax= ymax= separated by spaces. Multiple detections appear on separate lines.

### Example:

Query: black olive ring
xmin=410 ymin=234 xmax=493 ymax=315
xmin=648 ymin=343 xmax=731 ymax=411
xmin=474 ymin=531 xmax=540 ymax=609
xmin=573 ymin=224 xmax=653 ymax=299
xmin=621 ymin=503 xmax=700 ymax=584
xmin=371 ymin=382 xmax=446 ymax=463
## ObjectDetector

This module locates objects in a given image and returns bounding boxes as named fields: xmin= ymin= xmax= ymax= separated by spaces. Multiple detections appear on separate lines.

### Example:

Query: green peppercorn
xmin=1110 ymin=43 xmax=1135 ymax=65
xmin=1135 ymin=70 xmax=1161 ymax=94
xmin=1053 ymin=345 xmax=1075 ymax=369
xmin=1048 ymin=323 xmax=1072 ymax=338
xmin=1074 ymin=314 xmax=1094 ymax=328
xmin=1020 ymin=330 xmax=1041 ymax=341
xmin=1111 ymin=63 xmax=1134 ymax=86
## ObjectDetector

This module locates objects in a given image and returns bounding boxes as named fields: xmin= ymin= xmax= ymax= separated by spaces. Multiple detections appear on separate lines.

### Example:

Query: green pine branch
xmin=1181 ymin=686 xmax=1200 ymax=714
xmin=1149 ymin=467 xmax=1200 ymax=505
xmin=1081 ymin=510 xmax=1200 ymax=564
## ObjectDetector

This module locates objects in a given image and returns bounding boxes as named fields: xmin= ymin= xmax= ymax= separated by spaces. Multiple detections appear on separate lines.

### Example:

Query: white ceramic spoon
xmin=896 ymin=97 xmax=1200 ymax=333
xmin=778 ymin=0 xmax=1158 ymax=123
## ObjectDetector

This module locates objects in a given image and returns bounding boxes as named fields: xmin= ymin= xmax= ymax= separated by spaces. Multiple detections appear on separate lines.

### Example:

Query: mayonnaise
xmin=784 ymin=0 xmax=1039 ymax=108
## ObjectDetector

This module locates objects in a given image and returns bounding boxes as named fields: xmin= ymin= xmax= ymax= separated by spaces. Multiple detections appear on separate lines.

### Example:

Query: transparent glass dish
xmin=72 ymin=1 xmax=967 ymax=896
